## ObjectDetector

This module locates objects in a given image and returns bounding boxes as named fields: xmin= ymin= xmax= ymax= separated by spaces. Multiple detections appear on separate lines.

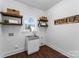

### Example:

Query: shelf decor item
xmin=3 ymin=20 xmax=9 ymax=24
xmin=54 ymin=15 xmax=79 ymax=25
xmin=7 ymin=8 xmax=20 ymax=16
xmin=38 ymin=16 xmax=48 ymax=27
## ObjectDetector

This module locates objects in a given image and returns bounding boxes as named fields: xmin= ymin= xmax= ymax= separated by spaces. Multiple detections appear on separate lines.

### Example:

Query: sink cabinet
xmin=25 ymin=36 xmax=40 ymax=55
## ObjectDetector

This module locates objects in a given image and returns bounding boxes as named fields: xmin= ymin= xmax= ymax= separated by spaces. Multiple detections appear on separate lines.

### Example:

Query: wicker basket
xmin=39 ymin=16 xmax=48 ymax=20
xmin=7 ymin=8 xmax=20 ymax=16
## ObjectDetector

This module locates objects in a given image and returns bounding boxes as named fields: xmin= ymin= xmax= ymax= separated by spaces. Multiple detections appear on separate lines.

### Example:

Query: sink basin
xmin=27 ymin=35 xmax=39 ymax=40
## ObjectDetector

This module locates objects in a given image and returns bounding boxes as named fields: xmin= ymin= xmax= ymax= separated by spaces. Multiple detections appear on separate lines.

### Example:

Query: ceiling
xmin=16 ymin=0 xmax=62 ymax=10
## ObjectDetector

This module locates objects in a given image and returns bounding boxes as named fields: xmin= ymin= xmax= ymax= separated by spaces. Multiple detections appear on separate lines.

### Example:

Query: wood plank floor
xmin=6 ymin=45 xmax=68 ymax=58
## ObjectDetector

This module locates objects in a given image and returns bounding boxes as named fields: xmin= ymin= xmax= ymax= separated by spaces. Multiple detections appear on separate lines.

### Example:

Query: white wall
xmin=0 ymin=13 xmax=3 ymax=57
xmin=0 ymin=0 xmax=3 ymax=11
xmin=0 ymin=0 xmax=46 ymax=57
xmin=46 ymin=0 xmax=79 ymax=57
xmin=0 ymin=0 xmax=3 ymax=56
xmin=0 ymin=25 xmax=3 ymax=57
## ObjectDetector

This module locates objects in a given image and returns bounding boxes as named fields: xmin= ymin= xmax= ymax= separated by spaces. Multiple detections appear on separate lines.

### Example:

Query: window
xmin=22 ymin=16 xmax=37 ymax=32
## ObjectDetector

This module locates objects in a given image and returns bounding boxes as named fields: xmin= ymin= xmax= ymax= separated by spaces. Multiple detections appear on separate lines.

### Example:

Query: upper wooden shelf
xmin=0 ymin=12 xmax=23 ymax=18
xmin=0 ymin=12 xmax=23 ymax=25
xmin=38 ymin=20 xmax=48 ymax=22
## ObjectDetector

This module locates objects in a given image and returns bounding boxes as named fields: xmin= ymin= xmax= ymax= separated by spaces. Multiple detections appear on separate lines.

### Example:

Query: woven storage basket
xmin=7 ymin=8 xmax=20 ymax=16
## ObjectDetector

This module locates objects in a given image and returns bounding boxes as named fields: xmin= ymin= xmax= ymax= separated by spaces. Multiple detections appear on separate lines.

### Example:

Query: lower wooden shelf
xmin=38 ymin=24 xmax=48 ymax=27
xmin=0 ymin=22 xmax=22 ymax=26
xmin=0 ymin=22 xmax=3 ymax=24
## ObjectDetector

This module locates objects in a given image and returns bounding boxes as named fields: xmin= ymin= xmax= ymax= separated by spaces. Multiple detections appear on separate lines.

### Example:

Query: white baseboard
xmin=3 ymin=48 xmax=25 ymax=58
xmin=46 ymin=44 xmax=73 ymax=58
xmin=2 ymin=44 xmax=45 ymax=58
xmin=2 ymin=44 xmax=75 ymax=58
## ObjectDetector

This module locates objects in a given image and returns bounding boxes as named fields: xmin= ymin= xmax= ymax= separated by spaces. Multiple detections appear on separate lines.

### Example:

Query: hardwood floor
xmin=6 ymin=45 xmax=68 ymax=58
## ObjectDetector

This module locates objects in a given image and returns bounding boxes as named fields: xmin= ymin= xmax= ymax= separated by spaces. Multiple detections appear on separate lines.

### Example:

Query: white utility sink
xmin=25 ymin=35 xmax=40 ymax=55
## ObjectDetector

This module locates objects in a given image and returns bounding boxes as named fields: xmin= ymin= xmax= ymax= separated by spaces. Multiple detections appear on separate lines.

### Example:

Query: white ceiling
xmin=16 ymin=0 xmax=62 ymax=10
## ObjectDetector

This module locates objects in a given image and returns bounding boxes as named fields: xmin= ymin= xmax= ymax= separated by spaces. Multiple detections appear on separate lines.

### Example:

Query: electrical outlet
xmin=41 ymin=43 xmax=45 ymax=46
xmin=41 ymin=36 xmax=43 ymax=39
xmin=15 ymin=45 xmax=18 ymax=49
xmin=9 ymin=33 xmax=14 ymax=36
xmin=41 ymin=43 xmax=44 ymax=45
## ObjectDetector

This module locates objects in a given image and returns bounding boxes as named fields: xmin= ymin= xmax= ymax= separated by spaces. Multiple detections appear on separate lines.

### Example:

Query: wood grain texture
xmin=6 ymin=45 xmax=68 ymax=58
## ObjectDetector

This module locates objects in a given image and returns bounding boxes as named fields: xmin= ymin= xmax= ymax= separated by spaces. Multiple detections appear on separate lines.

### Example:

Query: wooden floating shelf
xmin=54 ymin=15 xmax=79 ymax=25
xmin=40 ymin=25 xmax=48 ymax=27
xmin=0 ymin=22 xmax=22 ymax=25
xmin=0 ymin=22 xmax=3 ymax=24
xmin=0 ymin=12 xmax=23 ymax=18
xmin=0 ymin=12 xmax=23 ymax=26
xmin=38 ymin=24 xmax=48 ymax=27
xmin=38 ymin=20 xmax=48 ymax=22
xmin=2 ymin=23 xmax=22 ymax=25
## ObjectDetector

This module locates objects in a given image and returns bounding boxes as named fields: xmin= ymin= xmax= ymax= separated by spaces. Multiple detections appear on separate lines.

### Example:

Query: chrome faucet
xmin=33 ymin=31 xmax=37 ymax=37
